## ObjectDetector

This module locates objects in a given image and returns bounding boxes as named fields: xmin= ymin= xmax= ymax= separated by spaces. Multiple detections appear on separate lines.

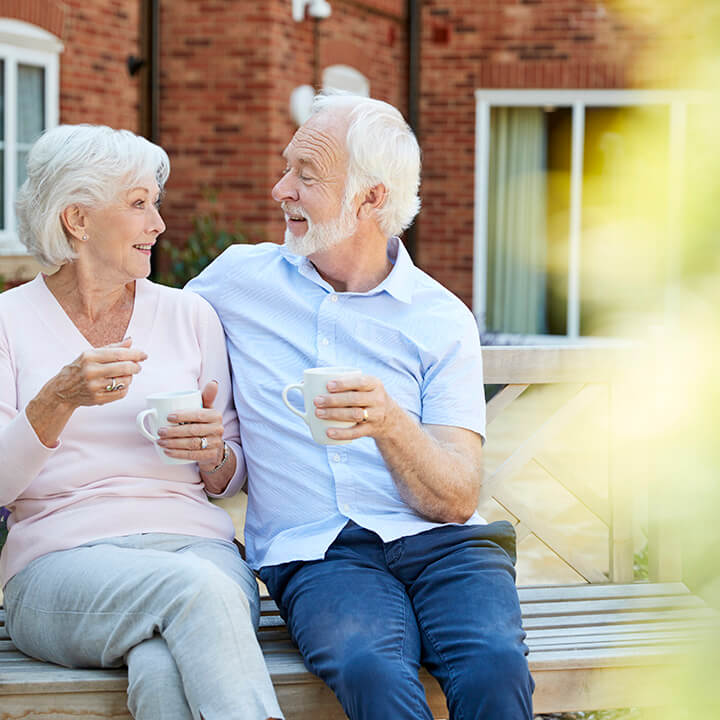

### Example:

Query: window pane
xmin=17 ymin=64 xmax=45 ymax=144
xmin=486 ymin=106 xmax=570 ymax=335
xmin=0 ymin=59 xmax=4 ymax=142
xmin=0 ymin=149 xmax=4 ymax=229
xmin=16 ymin=149 xmax=29 ymax=189
xmin=17 ymin=64 xmax=45 ymax=189
xmin=580 ymin=106 xmax=670 ymax=335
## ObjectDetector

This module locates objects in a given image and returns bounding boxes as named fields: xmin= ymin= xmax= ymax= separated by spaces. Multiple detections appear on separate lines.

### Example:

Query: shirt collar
xmin=279 ymin=236 xmax=415 ymax=304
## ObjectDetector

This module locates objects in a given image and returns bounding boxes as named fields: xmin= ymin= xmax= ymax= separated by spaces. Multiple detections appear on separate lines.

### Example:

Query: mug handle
xmin=282 ymin=383 xmax=307 ymax=420
xmin=136 ymin=408 xmax=159 ymax=441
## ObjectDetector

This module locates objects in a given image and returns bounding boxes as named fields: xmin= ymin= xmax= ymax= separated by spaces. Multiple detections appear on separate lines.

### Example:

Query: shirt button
xmin=342 ymin=504 xmax=351 ymax=513
xmin=332 ymin=453 xmax=341 ymax=463
xmin=321 ymin=337 xmax=329 ymax=346
xmin=330 ymin=295 xmax=338 ymax=302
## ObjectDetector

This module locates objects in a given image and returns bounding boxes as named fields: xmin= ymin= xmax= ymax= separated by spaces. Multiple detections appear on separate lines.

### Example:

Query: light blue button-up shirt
xmin=187 ymin=238 xmax=487 ymax=569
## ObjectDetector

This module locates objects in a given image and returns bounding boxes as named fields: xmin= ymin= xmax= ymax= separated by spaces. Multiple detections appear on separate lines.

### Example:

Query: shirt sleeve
xmin=420 ymin=307 xmax=487 ymax=443
xmin=192 ymin=293 xmax=247 ymax=498
xmin=0 ymin=327 xmax=59 ymax=507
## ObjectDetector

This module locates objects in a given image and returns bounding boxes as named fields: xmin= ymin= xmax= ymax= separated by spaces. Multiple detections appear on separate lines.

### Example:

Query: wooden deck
xmin=1 ymin=581 xmax=713 ymax=719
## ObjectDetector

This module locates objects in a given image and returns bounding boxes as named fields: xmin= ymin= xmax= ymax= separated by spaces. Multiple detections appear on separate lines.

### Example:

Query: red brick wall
xmin=158 ymin=0 xmax=407 ymax=252
xmin=0 ymin=0 xmax=142 ymax=130
xmin=418 ymin=0 xmax=654 ymax=307
xmin=59 ymin=0 xmax=141 ymax=130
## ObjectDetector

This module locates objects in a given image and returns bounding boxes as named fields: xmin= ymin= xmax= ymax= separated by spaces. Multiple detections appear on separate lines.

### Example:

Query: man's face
xmin=271 ymin=111 xmax=358 ymax=256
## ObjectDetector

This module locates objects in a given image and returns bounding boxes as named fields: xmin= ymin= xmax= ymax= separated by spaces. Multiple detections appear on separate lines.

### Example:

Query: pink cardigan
xmin=0 ymin=274 xmax=246 ymax=586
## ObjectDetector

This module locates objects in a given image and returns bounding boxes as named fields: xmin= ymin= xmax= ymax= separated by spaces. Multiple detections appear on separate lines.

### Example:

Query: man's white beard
xmin=284 ymin=202 xmax=358 ymax=257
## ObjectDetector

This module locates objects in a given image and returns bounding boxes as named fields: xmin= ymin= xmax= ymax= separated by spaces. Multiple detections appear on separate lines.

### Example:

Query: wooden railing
xmin=479 ymin=345 xmax=681 ymax=587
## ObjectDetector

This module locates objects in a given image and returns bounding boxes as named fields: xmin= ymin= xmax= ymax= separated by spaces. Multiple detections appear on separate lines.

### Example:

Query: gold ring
xmin=362 ymin=408 xmax=369 ymax=423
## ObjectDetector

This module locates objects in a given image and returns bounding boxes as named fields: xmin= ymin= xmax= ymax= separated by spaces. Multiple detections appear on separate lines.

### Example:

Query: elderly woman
xmin=0 ymin=125 xmax=283 ymax=720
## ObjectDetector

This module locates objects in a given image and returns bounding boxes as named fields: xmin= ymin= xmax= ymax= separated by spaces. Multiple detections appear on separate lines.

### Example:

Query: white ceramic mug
xmin=136 ymin=390 xmax=202 ymax=464
xmin=282 ymin=367 xmax=362 ymax=445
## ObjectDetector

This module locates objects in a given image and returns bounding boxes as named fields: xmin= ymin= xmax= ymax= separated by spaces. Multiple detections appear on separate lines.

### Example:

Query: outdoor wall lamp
xmin=292 ymin=0 xmax=332 ymax=22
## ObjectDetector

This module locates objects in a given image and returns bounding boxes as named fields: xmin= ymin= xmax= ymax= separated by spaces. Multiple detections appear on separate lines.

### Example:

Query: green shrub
xmin=156 ymin=204 xmax=249 ymax=288
xmin=634 ymin=542 xmax=649 ymax=580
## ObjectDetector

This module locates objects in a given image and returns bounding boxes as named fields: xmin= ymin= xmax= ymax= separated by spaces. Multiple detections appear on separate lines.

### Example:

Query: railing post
xmin=609 ymin=374 xmax=635 ymax=583
xmin=647 ymin=328 xmax=683 ymax=582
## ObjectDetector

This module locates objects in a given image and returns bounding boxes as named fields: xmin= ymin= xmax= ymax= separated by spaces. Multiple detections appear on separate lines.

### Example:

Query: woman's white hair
xmin=15 ymin=124 xmax=170 ymax=267
xmin=311 ymin=92 xmax=421 ymax=238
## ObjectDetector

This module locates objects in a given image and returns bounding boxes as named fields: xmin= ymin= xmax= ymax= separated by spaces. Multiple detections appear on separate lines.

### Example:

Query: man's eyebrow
xmin=281 ymin=151 xmax=320 ymax=172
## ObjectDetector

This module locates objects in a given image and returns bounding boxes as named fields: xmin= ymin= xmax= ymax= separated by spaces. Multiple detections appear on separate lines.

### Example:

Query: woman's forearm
xmin=25 ymin=379 xmax=77 ymax=448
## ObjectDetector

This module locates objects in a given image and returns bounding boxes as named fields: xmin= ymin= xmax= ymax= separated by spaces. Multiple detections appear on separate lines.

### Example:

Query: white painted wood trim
xmin=0 ymin=19 xmax=64 ymax=54
xmin=0 ymin=36 xmax=61 ymax=254
xmin=475 ymin=88 xmax=707 ymax=106
xmin=473 ymin=100 xmax=491 ymax=328
xmin=567 ymin=102 xmax=585 ymax=338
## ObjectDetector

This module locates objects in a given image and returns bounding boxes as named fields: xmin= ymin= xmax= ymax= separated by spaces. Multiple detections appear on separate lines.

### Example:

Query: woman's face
xmin=82 ymin=176 xmax=166 ymax=283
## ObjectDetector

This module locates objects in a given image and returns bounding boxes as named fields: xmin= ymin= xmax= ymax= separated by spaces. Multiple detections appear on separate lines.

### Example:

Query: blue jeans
xmin=260 ymin=520 xmax=534 ymax=720
xmin=5 ymin=533 xmax=283 ymax=720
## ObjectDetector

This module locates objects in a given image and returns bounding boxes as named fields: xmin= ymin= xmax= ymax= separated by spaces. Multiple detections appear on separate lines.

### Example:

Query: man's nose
xmin=272 ymin=171 xmax=298 ymax=203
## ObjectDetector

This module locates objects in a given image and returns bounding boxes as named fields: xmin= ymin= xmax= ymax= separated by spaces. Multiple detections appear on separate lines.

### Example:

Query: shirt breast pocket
xmin=345 ymin=321 xmax=422 ymax=422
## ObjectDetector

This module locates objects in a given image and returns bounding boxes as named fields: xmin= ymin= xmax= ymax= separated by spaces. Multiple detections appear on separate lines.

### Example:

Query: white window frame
xmin=473 ymin=89 xmax=705 ymax=338
xmin=0 ymin=18 xmax=62 ymax=255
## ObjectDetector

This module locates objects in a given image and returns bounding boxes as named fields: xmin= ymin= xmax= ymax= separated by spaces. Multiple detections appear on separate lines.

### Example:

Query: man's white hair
xmin=15 ymin=124 xmax=170 ymax=267
xmin=310 ymin=92 xmax=421 ymax=238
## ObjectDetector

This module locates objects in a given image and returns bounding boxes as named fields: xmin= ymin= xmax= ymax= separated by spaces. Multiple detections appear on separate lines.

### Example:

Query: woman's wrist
xmin=200 ymin=443 xmax=237 ymax=495
xmin=26 ymin=382 xmax=77 ymax=448
xmin=200 ymin=442 xmax=229 ymax=474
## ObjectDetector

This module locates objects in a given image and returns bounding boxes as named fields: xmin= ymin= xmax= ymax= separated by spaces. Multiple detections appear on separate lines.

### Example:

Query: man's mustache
xmin=281 ymin=203 xmax=308 ymax=219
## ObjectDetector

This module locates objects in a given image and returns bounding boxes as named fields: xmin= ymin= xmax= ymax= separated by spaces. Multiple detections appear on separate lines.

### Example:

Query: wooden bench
xmin=0 ymin=582 xmax=713 ymax=719
xmin=1 ymin=346 xmax=715 ymax=717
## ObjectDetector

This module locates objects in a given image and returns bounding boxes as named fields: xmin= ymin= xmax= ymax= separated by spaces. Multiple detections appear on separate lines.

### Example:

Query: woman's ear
xmin=60 ymin=205 xmax=89 ymax=245
xmin=358 ymin=183 xmax=387 ymax=220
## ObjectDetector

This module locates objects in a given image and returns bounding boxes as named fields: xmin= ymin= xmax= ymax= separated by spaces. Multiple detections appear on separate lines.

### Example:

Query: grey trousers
xmin=4 ymin=533 xmax=283 ymax=720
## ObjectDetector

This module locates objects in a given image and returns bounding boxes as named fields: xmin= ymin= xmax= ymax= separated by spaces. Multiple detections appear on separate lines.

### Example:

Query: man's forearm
xmin=374 ymin=401 xmax=481 ymax=524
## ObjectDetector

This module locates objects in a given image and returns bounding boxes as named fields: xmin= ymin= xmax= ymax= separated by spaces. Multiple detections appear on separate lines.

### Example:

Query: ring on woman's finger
xmin=361 ymin=408 xmax=369 ymax=423
xmin=200 ymin=437 xmax=208 ymax=450
xmin=105 ymin=378 xmax=118 ymax=392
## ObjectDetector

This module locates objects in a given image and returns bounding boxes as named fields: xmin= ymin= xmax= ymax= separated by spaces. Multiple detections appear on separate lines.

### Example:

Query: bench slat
xmin=1 ymin=582 xmax=716 ymax=718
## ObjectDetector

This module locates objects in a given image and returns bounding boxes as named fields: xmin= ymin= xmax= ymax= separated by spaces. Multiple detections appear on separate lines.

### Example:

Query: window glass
xmin=486 ymin=106 xmax=571 ymax=336
xmin=16 ymin=63 xmax=45 ymax=188
xmin=580 ymin=106 xmax=670 ymax=335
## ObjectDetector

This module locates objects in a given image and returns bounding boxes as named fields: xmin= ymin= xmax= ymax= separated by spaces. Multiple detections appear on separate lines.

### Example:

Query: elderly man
xmin=188 ymin=93 xmax=534 ymax=719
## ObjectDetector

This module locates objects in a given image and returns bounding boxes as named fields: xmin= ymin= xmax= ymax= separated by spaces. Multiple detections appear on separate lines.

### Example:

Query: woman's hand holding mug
xmin=154 ymin=381 xmax=226 ymax=470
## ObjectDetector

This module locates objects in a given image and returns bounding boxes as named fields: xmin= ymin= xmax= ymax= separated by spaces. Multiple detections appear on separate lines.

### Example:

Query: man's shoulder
xmin=186 ymin=242 xmax=286 ymax=301
xmin=214 ymin=241 xmax=284 ymax=269
xmin=409 ymin=267 xmax=477 ymax=331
